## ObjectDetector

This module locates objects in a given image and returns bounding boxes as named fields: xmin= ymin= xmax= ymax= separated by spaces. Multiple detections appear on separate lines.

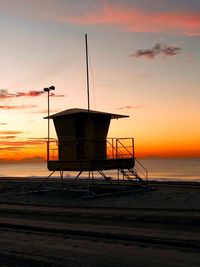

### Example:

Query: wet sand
xmin=0 ymin=178 xmax=200 ymax=266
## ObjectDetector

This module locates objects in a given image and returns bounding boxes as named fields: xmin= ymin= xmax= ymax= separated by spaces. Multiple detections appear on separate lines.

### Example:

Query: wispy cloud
xmin=0 ymin=105 xmax=37 ymax=110
xmin=28 ymin=137 xmax=56 ymax=141
xmin=0 ymin=155 xmax=45 ymax=162
xmin=0 ymin=146 xmax=22 ymax=151
xmin=117 ymin=105 xmax=146 ymax=110
xmin=0 ymin=139 xmax=45 ymax=146
xmin=0 ymin=89 xmax=43 ymax=99
xmin=0 ymin=89 xmax=65 ymax=99
xmin=49 ymin=93 xmax=65 ymax=97
xmin=0 ymin=123 xmax=7 ymax=125
xmin=0 ymin=131 xmax=23 ymax=135
xmin=0 ymin=2 xmax=199 ymax=36
xmin=132 ymin=43 xmax=182 ymax=59
xmin=63 ymin=4 xmax=200 ymax=36
xmin=0 ymin=136 xmax=16 ymax=139
xmin=29 ymin=108 xmax=60 ymax=114
xmin=0 ymin=135 xmax=51 ymax=151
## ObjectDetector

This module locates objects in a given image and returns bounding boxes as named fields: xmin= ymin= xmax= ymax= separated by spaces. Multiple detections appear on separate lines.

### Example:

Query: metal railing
xmin=106 ymin=138 xmax=134 ymax=159
xmin=48 ymin=138 xmax=134 ymax=161
xmin=48 ymin=140 xmax=58 ymax=161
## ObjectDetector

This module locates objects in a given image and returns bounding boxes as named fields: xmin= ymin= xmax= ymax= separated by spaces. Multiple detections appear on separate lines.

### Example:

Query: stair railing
xmin=133 ymin=158 xmax=148 ymax=181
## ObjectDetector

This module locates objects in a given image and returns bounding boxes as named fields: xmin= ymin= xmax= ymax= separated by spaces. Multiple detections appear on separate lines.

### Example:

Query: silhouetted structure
xmin=46 ymin=108 xmax=134 ymax=170
xmin=44 ymin=108 xmax=148 ymax=197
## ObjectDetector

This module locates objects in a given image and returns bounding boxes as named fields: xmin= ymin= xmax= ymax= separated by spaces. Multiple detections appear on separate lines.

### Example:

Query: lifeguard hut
xmin=46 ymin=108 xmax=135 ymax=171
xmin=43 ymin=34 xmax=148 ymax=197
xmin=44 ymin=108 xmax=148 ymax=196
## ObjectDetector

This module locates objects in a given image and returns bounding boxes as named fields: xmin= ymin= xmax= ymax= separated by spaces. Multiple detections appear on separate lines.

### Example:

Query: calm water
xmin=141 ymin=158 xmax=200 ymax=181
xmin=0 ymin=158 xmax=200 ymax=182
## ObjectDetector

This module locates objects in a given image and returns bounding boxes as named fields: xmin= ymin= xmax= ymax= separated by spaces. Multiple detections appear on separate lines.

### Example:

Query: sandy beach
xmin=0 ymin=178 xmax=200 ymax=266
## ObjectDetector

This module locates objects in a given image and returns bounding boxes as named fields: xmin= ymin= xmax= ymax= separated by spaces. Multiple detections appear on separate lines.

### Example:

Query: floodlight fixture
xmin=43 ymin=85 xmax=55 ymax=161
xmin=44 ymin=86 xmax=55 ymax=92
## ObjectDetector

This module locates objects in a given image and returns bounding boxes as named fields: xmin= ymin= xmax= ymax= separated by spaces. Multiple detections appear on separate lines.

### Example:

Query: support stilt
xmin=98 ymin=170 xmax=112 ymax=183
xmin=60 ymin=171 xmax=64 ymax=191
xmin=67 ymin=171 xmax=82 ymax=190
xmin=39 ymin=171 xmax=55 ymax=190
xmin=87 ymin=171 xmax=91 ymax=196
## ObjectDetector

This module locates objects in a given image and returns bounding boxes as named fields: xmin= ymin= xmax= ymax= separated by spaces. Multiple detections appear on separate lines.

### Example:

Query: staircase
xmin=106 ymin=138 xmax=148 ymax=186
xmin=120 ymin=168 xmax=143 ymax=183
xmin=120 ymin=158 xmax=148 ymax=186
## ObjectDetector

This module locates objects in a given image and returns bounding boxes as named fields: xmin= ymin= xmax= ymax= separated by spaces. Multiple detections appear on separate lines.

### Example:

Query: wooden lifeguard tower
xmin=46 ymin=108 xmax=135 ymax=171
xmin=43 ymin=35 xmax=148 ymax=197
xmin=44 ymin=107 xmax=148 ymax=196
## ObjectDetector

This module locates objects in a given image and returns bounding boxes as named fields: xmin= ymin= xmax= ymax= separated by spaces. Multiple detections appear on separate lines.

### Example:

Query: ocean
xmin=0 ymin=158 xmax=200 ymax=182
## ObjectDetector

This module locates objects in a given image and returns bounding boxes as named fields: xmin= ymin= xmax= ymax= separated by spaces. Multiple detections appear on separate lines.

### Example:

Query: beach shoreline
xmin=0 ymin=178 xmax=199 ymax=266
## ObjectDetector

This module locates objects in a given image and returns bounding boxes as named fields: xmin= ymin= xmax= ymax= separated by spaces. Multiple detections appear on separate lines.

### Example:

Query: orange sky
xmin=0 ymin=0 xmax=200 ymax=161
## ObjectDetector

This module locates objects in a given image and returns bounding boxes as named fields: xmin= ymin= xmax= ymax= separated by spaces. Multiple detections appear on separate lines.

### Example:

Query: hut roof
xmin=44 ymin=108 xmax=129 ymax=119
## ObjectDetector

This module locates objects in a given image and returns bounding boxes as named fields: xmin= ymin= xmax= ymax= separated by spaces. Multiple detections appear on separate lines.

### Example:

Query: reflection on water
xmin=0 ymin=158 xmax=200 ymax=181
xmin=140 ymin=158 xmax=200 ymax=181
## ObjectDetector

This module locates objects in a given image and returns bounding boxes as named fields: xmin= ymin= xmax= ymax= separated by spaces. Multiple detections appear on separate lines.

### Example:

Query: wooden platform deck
xmin=47 ymin=158 xmax=135 ymax=171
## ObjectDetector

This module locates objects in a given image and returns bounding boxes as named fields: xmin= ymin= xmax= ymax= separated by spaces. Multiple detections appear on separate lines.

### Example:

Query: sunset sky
xmin=0 ymin=0 xmax=200 ymax=161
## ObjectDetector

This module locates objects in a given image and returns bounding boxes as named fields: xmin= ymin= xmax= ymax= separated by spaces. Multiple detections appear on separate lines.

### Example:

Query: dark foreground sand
xmin=0 ymin=178 xmax=200 ymax=267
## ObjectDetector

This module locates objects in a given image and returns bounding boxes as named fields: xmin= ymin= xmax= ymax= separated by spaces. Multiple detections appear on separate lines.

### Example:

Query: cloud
xmin=0 ymin=89 xmax=42 ymax=99
xmin=49 ymin=93 xmax=65 ymax=97
xmin=0 ymin=136 xmax=16 ymax=139
xmin=0 ymin=89 xmax=65 ymax=99
xmin=0 ymin=156 xmax=45 ymax=163
xmin=0 ymin=105 xmax=38 ymax=109
xmin=117 ymin=105 xmax=146 ymax=110
xmin=17 ymin=91 xmax=44 ymax=97
xmin=0 ymin=89 xmax=10 ymax=99
xmin=0 ymin=136 xmax=52 ymax=151
xmin=0 ymin=2 xmax=200 ymax=35
xmin=0 ymin=146 xmax=22 ymax=151
xmin=0 ymin=139 xmax=45 ymax=147
xmin=0 ymin=123 xmax=7 ymax=125
xmin=28 ymin=137 xmax=56 ymax=141
xmin=61 ymin=4 xmax=200 ymax=36
xmin=29 ymin=108 xmax=60 ymax=114
xmin=132 ymin=43 xmax=182 ymax=59
xmin=0 ymin=131 xmax=23 ymax=135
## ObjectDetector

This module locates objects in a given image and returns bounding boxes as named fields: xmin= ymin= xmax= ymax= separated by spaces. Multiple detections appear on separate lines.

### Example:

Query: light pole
xmin=44 ymin=86 xmax=55 ymax=161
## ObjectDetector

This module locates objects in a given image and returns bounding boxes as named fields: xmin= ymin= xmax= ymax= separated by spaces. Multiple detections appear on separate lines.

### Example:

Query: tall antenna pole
xmin=85 ymin=33 xmax=90 ymax=111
